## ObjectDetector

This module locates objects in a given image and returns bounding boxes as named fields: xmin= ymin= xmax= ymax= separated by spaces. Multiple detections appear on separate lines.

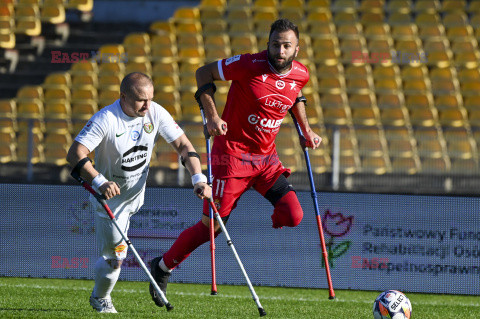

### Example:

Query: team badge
xmin=144 ymin=122 xmax=154 ymax=133
xmin=275 ymin=80 xmax=285 ymax=89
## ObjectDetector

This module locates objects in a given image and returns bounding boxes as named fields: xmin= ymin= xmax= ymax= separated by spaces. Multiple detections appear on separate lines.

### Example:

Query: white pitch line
xmin=0 ymin=283 xmax=478 ymax=307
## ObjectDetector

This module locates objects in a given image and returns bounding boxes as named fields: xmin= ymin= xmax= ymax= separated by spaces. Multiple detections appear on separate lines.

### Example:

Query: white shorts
xmin=94 ymin=211 xmax=131 ymax=260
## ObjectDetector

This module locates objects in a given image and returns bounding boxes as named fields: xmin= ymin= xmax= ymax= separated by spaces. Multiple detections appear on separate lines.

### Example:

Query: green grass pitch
xmin=0 ymin=277 xmax=479 ymax=318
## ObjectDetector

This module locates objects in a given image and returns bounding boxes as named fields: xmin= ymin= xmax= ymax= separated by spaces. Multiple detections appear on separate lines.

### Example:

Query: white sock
xmin=92 ymin=257 xmax=121 ymax=299
xmin=159 ymin=258 xmax=172 ymax=273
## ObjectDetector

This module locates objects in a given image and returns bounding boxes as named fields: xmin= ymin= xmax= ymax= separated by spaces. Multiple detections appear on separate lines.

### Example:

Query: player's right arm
xmin=195 ymin=61 xmax=227 ymax=137
xmin=67 ymin=139 xmax=120 ymax=200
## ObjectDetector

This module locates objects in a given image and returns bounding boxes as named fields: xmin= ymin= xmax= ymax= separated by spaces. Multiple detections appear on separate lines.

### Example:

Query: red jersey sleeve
xmin=218 ymin=53 xmax=254 ymax=82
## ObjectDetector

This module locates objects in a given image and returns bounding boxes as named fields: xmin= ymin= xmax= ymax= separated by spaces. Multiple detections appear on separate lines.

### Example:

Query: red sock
xmin=271 ymin=191 xmax=303 ymax=228
xmin=163 ymin=221 xmax=211 ymax=269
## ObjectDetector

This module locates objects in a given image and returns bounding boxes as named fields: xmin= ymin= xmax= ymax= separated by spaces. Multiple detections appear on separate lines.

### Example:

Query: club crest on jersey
xmin=275 ymin=80 xmax=285 ymax=89
xmin=143 ymin=122 xmax=154 ymax=133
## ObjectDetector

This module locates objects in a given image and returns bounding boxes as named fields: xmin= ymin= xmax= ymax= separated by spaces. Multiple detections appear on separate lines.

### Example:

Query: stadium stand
xmin=2 ymin=0 xmax=480 ymax=193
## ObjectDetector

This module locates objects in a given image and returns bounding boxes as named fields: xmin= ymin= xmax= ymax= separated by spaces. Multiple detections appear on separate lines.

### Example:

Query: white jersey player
xmin=67 ymin=72 xmax=211 ymax=313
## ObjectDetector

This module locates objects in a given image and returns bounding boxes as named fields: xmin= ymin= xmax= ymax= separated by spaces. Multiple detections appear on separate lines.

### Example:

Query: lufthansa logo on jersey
xmin=275 ymin=80 xmax=285 ymax=89
xmin=248 ymin=114 xmax=259 ymax=124
xmin=131 ymin=130 xmax=141 ymax=141
xmin=121 ymin=145 xmax=148 ymax=172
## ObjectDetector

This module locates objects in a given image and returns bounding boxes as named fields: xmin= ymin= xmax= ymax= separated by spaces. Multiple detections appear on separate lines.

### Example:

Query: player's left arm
xmin=169 ymin=133 xmax=212 ymax=199
xmin=290 ymin=91 xmax=322 ymax=149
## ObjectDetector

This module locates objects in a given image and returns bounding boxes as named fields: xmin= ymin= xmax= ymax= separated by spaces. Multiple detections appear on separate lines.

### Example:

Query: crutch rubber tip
xmin=329 ymin=296 xmax=336 ymax=300
xmin=258 ymin=308 xmax=267 ymax=316
xmin=211 ymin=291 xmax=218 ymax=295
xmin=166 ymin=303 xmax=174 ymax=311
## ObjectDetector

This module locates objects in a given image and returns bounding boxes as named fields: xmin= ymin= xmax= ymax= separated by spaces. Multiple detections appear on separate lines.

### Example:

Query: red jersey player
xmin=149 ymin=19 xmax=322 ymax=307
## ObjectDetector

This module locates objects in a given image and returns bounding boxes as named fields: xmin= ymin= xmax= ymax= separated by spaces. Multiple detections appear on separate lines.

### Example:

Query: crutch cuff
xmin=70 ymin=157 xmax=92 ymax=181
xmin=194 ymin=83 xmax=217 ymax=107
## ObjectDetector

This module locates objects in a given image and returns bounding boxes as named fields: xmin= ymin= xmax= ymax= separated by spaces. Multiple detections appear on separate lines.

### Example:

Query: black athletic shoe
xmin=149 ymin=256 xmax=171 ymax=307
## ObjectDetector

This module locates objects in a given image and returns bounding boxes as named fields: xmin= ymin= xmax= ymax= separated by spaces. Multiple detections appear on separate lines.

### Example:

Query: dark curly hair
xmin=268 ymin=18 xmax=299 ymax=41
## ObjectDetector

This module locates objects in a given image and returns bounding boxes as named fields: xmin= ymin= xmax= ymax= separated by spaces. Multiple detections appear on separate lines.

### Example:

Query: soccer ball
xmin=373 ymin=290 xmax=412 ymax=319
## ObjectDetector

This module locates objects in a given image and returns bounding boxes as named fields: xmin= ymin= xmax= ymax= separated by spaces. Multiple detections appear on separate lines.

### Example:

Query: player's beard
xmin=267 ymin=48 xmax=295 ymax=73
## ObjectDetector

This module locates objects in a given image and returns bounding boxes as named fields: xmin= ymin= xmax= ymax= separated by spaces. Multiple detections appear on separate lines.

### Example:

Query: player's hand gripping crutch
xmin=194 ymin=83 xmax=218 ymax=295
xmin=200 ymin=192 xmax=267 ymax=317
xmin=70 ymin=171 xmax=174 ymax=311
xmin=289 ymin=109 xmax=336 ymax=300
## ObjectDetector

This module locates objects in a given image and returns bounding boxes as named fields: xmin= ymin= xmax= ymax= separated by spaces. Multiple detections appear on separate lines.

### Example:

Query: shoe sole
xmin=149 ymin=256 xmax=165 ymax=307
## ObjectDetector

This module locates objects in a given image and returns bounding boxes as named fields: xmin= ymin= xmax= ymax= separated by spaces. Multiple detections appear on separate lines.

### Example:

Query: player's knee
xmin=106 ymin=259 xmax=123 ymax=269
xmin=272 ymin=191 xmax=303 ymax=228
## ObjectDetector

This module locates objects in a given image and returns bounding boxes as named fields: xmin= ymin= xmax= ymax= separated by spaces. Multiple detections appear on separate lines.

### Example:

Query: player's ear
xmin=294 ymin=44 xmax=299 ymax=58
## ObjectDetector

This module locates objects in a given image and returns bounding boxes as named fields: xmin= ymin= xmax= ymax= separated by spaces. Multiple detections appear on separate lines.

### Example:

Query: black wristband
xmin=295 ymin=96 xmax=307 ymax=106
xmin=181 ymin=152 xmax=201 ymax=167
xmin=70 ymin=157 xmax=92 ymax=181
xmin=194 ymin=83 xmax=217 ymax=108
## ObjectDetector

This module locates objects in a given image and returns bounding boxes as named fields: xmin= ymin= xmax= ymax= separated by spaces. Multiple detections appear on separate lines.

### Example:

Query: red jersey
xmin=213 ymin=50 xmax=309 ymax=158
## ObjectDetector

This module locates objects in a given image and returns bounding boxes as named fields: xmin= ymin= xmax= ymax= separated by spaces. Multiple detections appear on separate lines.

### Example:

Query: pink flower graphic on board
xmin=320 ymin=210 xmax=354 ymax=268
xmin=322 ymin=209 xmax=353 ymax=237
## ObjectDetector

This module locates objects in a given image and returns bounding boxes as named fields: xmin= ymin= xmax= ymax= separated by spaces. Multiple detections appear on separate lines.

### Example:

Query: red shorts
xmin=202 ymin=151 xmax=291 ymax=217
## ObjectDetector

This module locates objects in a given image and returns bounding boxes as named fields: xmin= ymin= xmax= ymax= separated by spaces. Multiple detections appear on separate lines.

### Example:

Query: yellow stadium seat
xmin=149 ymin=20 xmax=175 ymax=35
xmin=17 ymin=99 xmax=44 ymax=119
xmin=16 ymin=85 xmax=43 ymax=102
xmin=98 ymin=74 xmax=123 ymax=91
xmin=443 ymin=11 xmax=468 ymax=27
xmin=97 ymin=63 xmax=123 ymax=78
xmin=230 ymin=34 xmax=257 ymax=55
xmin=14 ymin=4 xmax=41 ymax=36
xmin=40 ymin=3 xmax=65 ymax=24
xmin=44 ymin=72 xmax=72 ymax=89
xmin=71 ymin=100 xmax=98 ymax=121
xmin=362 ymin=155 xmax=390 ymax=175
xmin=228 ymin=20 xmax=255 ymax=35
xmin=71 ymin=72 xmax=98 ymax=89
xmin=438 ymin=108 xmax=468 ymax=127
xmin=463 ymin=95 xmax=480 ymax=112
xmin=380 ymin=106 xmax=409 ymax=127
xmin=0 ymin=118 xmax=17 ymax=133
xmin=125 ymin=61 xmax=153 ymax=76
xmin=66 ymin=0 xmax=93 ymax=12
xmin=409 ymin=108 xmax=438 ymax=127
xmin=388 ymin=136 xmax=415 ymax=157
xmin=391 ymin=156 xmax=420 ymax=174
xmin=377 ymin=93 xmax=403 ymax=109
xmin=0 ymin=99 xmax=16 ymax=118
xmin=417 ymin=139 xmax=444 ymax=158
xmin=202 ymin=19 xmax=228 ymax=35
xmin=414 ymin=0 xmax=440 ymax=13
xmin=70 ymin=60 xmax=98 ymax=75
xmin=98 ymin=90 xmax=119 ymax=107
xmin=96 ymin=44 xmax=125 ymax=63
xmin=43 ymin=86 xmax=70 ymax=103
xmin=44 ymin=101 xmax=71 ymax=120
xmin=305 ymin=0 xmax=330 ymax=11
xmin=152 ymin=74 xmax=179 ymax=93
xmin=173 ymin=7 xmax=200 ymax=22
xmin=152 ymin=61 xmax=178 ymax=77
xmin=332 ymin=0 xmax=357 ymax=12
xmin=154 ymin=91 xmax=181 ymax=118
xmin=421 ymin=157 xmax=450 ymax=173
xmin=451 ymin=158 xmax=479 ymax=174
xmin=442 ymin=0 xmax=466 ymax=12
xmin=200 ymin=6 xmax=225 ymax=22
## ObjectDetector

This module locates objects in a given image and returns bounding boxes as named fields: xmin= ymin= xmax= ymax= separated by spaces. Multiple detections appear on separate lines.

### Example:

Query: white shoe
xmin=89 ymin=295 xmax=118 ymax=313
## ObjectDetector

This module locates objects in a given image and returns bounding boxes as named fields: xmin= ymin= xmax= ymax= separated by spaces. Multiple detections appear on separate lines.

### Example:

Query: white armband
xmin=191 ymin=173 xmax=207 ymax=186
xmin=92 ymin=173 xmax=108 ymax=192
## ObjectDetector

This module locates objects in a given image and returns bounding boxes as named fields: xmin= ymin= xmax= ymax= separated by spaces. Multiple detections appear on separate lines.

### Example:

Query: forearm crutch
xmin=194 ymin=83 xmax=218 ymax=295
xmin=205 ymin=196 xmax=266 ymax=317
xmin=71 ymin=171 xmax=174 ymax=310
xmin=289 ymin=110 xmax=336 ymax=300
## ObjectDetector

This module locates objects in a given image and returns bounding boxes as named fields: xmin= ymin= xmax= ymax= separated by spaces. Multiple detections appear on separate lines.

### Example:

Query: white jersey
xmin=75 ymin=99 xmax=184 ymax=217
